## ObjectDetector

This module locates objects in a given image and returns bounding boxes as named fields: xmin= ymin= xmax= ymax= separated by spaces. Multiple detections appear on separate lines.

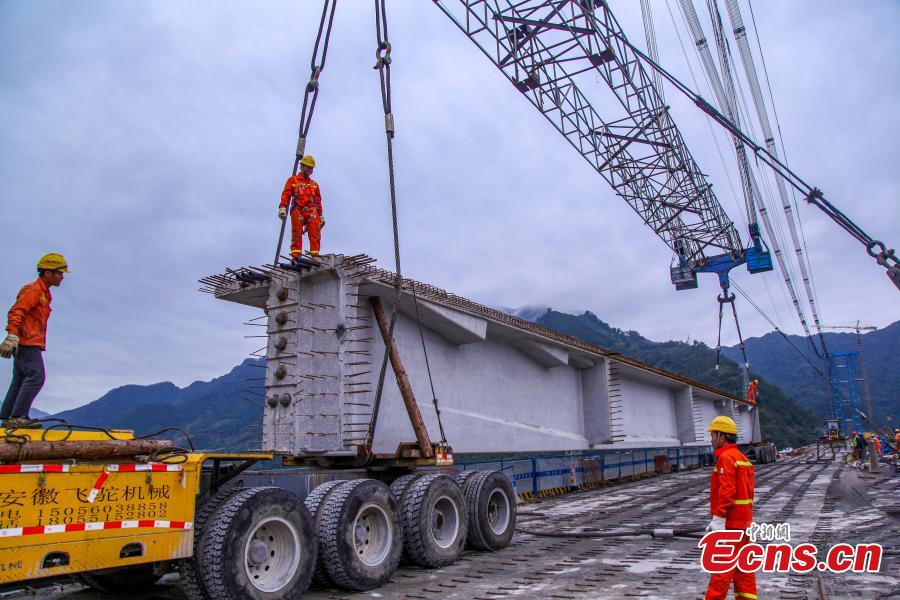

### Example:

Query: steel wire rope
xmin=726 ymin=39 xmax=809 ymax=341
xmin=747 ymin=0 xmax=825 ymax=336
xmin=410 ymin=281 xmax=448 ymax=445
xmin=674 ymin=0 xmax=799 ymax=340
xmin=366 ymin=0 xmax=405 ymax=450
xmin=723 ymin=1 xmax=818 ymax=330
xmin=273 ymin=0 xmax=338 ymax=264
xmin=702 ymin=0 xmax=814 ymax=347
xmin=732 ymin=281 xmax=825 ymax=379
xmin=664 ymin=0 xmax=787 ymax=332
xmin=604 ymin=23 xmax=899 ymax=284
xmin=721 ymin=24 xmax=804 ymax=311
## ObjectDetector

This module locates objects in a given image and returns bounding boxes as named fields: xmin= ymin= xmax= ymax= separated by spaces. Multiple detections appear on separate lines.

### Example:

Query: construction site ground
xmin=18 ymin=452 xmax=900 ymax=600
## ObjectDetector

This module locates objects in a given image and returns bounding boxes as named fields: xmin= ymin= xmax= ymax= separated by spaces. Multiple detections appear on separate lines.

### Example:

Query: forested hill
xmin=723 ymin=320 xmax=899 ymax=425
xmin=52 ymin=360 xmax=264 ymax=452
xmin=526 ymin=309 xmax=820 ymax=448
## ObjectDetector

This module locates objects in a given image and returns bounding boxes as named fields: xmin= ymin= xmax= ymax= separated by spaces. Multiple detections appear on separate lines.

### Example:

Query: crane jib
xmin=433 ymin=0 xmax=898 ymax=292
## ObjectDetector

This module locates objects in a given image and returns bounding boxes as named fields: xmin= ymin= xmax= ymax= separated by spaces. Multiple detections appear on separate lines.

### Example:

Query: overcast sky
xmin=1 ymin=1 xmax=898 ymax=413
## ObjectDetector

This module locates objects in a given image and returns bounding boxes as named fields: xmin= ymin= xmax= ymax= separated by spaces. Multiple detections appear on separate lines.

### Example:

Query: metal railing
xmin=458 ymin=446 xmax=713 ymax=497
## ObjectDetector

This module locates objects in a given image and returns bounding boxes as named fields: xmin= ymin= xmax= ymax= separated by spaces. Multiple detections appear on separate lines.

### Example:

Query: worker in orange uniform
xmin=746 ymin=379 xmax=758 ymax=404
xmin=279 ymin=155 xmax=324 ymax=260
xmin=0 ymin=254 xmax=69 ymax=425
xmin=705 ymin=415 xmax=756 ymax=600
xmin=895 ymin=429 xmax=900 ymax=454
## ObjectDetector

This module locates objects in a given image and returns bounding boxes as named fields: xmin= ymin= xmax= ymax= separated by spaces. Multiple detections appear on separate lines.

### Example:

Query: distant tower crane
xmin=822 ymin=323 xmax=877 ymax=429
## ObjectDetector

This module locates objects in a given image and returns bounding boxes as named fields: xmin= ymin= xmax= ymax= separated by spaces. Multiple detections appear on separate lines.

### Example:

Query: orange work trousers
xmin=290 ymin=210 xmax=321 ymax=256
xmin=705 ymin=533 xmax=757 ymax=600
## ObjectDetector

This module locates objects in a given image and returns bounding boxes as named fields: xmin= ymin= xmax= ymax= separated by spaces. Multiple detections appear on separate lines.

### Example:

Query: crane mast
xmin=433 ymin=0 xmax=772 ymax=291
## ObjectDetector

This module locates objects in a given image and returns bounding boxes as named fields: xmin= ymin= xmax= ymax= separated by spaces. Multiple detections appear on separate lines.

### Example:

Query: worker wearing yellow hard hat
xmin=279 ymin=154 xmax=325 ymax=262
xmin=0 ymin=253 xmax=69 ymax=426
xmin=705 ymin=415 xmax=756 ymax=600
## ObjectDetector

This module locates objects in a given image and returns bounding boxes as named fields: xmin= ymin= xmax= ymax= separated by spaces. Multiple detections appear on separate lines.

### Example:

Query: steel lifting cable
xmin=722 ymin=0 xmax=826 ymax=356
xmin=714 ymin=295 xmax=725 ymax=377
xmin=274 ymin=0 xmax=339 ymax=265
xmin=732 ymin=281 xmax=826 ymax=379
xmin=366 ymin=0 xmax=403 ymax=449
xmin=411 ymin=282 xmax=448 ymax=445
xmin=606 ymin=25 xmax=900 ymax=289
xmin=713 ymin=291 xmax=749 ymax=388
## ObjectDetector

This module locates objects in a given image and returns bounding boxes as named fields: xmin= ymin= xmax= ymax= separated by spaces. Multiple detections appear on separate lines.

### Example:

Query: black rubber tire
xmin=178 ymin=488 xmax=239 ymax=600
xmin=319 ymin=479 xmax=402 ymax=591
xmin=303 ymin=479 xmax=347 ymax=588
xmin=389 ymin=472 xmax=423 ymax=504
xmin=453 ymin=470 xmax=479 ymax=495
xmin=200 ymin=487 xmax=316 ymax=600
xmin=74 ymin=564 xmax=159 ymax=593
xmin=464 ymin=471 xmax=516 ymax=551
xmin=401 ymin=473 xmax=467 ymax=567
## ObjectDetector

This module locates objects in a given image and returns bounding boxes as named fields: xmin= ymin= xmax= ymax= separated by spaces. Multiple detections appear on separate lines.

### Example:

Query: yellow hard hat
xmin=299 ymin=155 xmax=316 ymax=168
xmin=37 ymin=253 xmax=69 ymax=272
xmin=707 ymin=415 xmax=738 ymax=435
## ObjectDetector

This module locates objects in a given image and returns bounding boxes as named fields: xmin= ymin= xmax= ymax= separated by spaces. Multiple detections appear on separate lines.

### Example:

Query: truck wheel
xmin=74 ymin=564 xmax=158 ymax=593
xmin=453 ymin=470 xmax=478 ymax=494
xmin=201 ymin=487 xmax=315 ymax=599
xmin=303 ymin=479 xmax=346 ymax=588
xmin=178 ymin=487 xmax=239 ymax=600
xmin=464 ymin=471 xmax=516 ymax=551
xmin=401 ymin=473 xmax=467 ymax=567
xmin=389 ymin=472 xmax=422 ymax=504
xmin=319 ymin=479 xmax=402 ymax=591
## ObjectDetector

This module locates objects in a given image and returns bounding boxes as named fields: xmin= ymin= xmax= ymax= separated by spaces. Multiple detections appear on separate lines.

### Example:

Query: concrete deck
xmin=24 ymin=451 xmax=900 ymax=599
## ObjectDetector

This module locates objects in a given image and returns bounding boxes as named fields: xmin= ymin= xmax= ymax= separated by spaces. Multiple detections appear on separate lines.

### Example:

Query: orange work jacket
xmin=710 ymin=443 xmax=754 ymax=529
xmin=280 ymin=173 xmax=322 ymax=217
xmin=6 ymin=279 xmax=52 ymax=350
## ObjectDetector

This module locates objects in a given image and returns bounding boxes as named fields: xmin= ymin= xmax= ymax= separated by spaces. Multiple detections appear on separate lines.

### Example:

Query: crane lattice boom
xmin=434 ymin=0 xmax=741 ymax=266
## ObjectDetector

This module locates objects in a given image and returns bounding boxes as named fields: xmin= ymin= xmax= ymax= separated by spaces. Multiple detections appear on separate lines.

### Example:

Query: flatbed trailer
xmin=0 ymin=426 xmax=516 ymax=598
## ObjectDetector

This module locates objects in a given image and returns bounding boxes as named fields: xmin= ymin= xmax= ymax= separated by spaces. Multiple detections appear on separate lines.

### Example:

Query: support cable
xmin=732 ymin=281 xmax=826 ymax=380
xmin=367 ymin=0 xmax=404 ymax=448
xmin=714 ymin=295 xmax=725 ymax=376
xmin=722 ymin=0 xmax=827 ymax=356
xmin=273 ymin=0 xmax=338 ymax=265
xmin=640 ymin=0 xmax=664 ymax=103
xmin=411 ymin=282 xmax=448 ymax=445
xmin=603 ymin=22 xmax=899 ymax=290
xmin=665 ymin=0 xmax=787 ymax=332
xmin=747 ymin=0 xmax=819 ymax=307
xmin=686 ymin=0 xmax=816 ymax=350
xmin=714 ymin=290 xmax=749 ymax=399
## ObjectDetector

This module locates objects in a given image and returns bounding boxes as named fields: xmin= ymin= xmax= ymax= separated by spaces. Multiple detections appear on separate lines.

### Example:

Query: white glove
xmin=0 ymin=334 xmax=19 ymax=359
xmin=705 ymin=516 xmax=726 ymax=533
xmin=278 ymin=207 xmax=287 ymax=220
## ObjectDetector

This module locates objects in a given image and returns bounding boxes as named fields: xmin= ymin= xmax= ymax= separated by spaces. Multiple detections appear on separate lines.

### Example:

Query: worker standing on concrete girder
xmin=0 ymin=254 xmax=69 ymax=425
xmin=279 ymin=155 xmax=324 ymax=260
xmin=746 ymin=379 xmax=758 ymax=404
xmin=705 ymin=415 xmax=756 ymax=600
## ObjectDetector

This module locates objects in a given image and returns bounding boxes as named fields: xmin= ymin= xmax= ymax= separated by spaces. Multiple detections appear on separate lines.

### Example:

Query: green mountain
xmin=531 ymin=310 xmax=820 ymax=448
xmin=722 ymin=321 xmax=900 ymax=429
xmin=52 ymin=360 xmax=265 ymax=452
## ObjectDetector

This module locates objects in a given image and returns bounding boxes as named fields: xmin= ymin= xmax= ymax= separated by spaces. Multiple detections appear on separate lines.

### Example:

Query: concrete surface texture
xmin=25 ymin=451 xmax=900 ymax=599
xmin=212 ymin=254 xmax=761 ymax=457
